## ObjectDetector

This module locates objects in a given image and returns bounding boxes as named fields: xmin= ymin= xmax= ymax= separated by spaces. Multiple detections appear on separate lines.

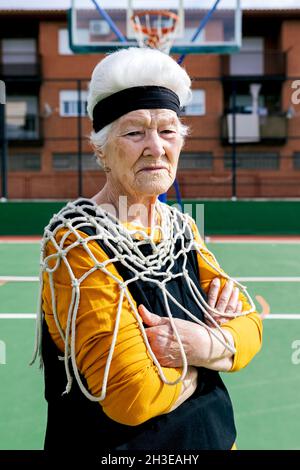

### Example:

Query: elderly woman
xmin=35 ymin=48 xmax=262 ymax=452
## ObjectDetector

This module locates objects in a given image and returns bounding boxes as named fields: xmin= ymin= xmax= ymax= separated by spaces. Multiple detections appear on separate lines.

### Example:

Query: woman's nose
xmin=144 ymin=131 xmax=165 ymax=158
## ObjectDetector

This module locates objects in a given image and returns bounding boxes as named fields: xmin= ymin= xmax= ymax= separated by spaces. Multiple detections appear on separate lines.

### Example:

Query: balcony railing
xmin=7 ymin=113 xmax=43 ymax=143
xmin=221 ymin=50 xmax=286 ymax=78
xmin=221 ymin=113 xmax=288 ymax=145
xmin=0 ymin=52 xmax=41 ymax=77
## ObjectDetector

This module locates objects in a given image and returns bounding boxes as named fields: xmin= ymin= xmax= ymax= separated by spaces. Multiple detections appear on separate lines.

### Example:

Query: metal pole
xmin=177 ymin=0 xmax=221 ymax=65
xmin=173 ymin=178 xmax=183 ymax=211
xmin=0 ymin=80 xmax=7 ymax=201
xmin=163 ymin=0 xmax=221 ymax=206
xmin=231 ymin=81 xmax=237 ymax=201
xmin=92 ymin=0 xmax=127 ymax=42
xmin=77 ymin=80 xmax=83 ymax=197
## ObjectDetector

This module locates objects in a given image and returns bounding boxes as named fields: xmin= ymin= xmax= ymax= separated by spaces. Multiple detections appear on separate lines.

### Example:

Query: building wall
xmin=3 ymin=12 xmax=300 ymax=199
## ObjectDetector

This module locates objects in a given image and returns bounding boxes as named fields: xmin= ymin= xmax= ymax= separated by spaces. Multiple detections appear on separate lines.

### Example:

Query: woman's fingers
xmin=207 ymin=278 xmax=221 ymax=308
xmin=225 ymin=287 xmax=240 ymax=315
xmin=208 ymin=278 xmax=243 ymax=319
xmin=138 ymin=304 xmax=169 ymax=327
xmin=235 ymin=300 xmax=243 ymax=315
xmin=215 ymin=280 xmax=234 ymax=313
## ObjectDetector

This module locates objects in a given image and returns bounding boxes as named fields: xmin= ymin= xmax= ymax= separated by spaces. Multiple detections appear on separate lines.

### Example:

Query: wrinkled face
xmin=101 ymin=109 xmax=184 ymax=198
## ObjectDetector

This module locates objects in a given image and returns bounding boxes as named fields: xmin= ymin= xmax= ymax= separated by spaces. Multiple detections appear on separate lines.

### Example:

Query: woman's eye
xmin=126 ymin=131 xmax=143 ymax=136
xmin=161 ymin=129 xmax=176 ymax=135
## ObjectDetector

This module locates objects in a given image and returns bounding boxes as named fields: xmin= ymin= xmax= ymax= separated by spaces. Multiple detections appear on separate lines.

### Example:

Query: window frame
xmin=59 ymin=90 xmax=88 ymax=117
xmin=58 ymin=29 xmax=74 ymax=55
xmin=182 ymin=89 xmax=206 ymax=116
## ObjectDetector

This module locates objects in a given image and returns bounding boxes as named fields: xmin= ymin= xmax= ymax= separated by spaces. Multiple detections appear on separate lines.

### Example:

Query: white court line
xmin=0 ymin=314 xmax=37 ymax=319
xmin=0 ymin=276 xmax=39 ymax=282
xmin=237 ymin=277 xmax=300 ymax=282
xmin=0 ymin=240 xmax=40 ymax=244
xmin=1 ymin=275 xmax=300 ymax=283
xmin=265 ymin=314 xmax=300 ymax=319
xmin=0 ymin=313 xmax=300 ymax=320
xmin=206 ymin=239 xmax=300 ymax=245
xmin=1 ymin=238 xmax=299 ymax=245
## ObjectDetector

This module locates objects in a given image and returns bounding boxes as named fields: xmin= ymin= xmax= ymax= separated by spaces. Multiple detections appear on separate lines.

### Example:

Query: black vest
xmin=42 ymin=200 xmax=236 ymax=451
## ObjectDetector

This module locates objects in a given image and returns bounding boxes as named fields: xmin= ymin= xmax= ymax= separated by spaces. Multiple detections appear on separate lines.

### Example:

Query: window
xmin=6 ymin=96 xmax=39 ymax=140
xmin=1 ymin=38 xmax=38 ymax=75
xmin=8 ymin=153 xmax=41 ymax=172
xmin=2 ymin=38 xmax=36 ymax=64
xmin=178 ymin=152 xmax=212 ymax=170
xmin=58 ymin=29 xmax=74 ymax=55
xmin=59 ymin=90 xmax=88 ymax=117
xmin=294 ymin=153 xmax=300 ymax=170
xmin=53 ymin=153 xmax=100 ymax=171
xmin=224 ymin=152 xmax=279 ymax=170
xmin=89 ymin=20 xmax=111 ymax=36
xmin=182 ymin=89 xmax=205 ymax=116
xmin=229 ymin=94 xmax=266 ymax=115
xmin=230 ymin=37 xmax=264 ymax=76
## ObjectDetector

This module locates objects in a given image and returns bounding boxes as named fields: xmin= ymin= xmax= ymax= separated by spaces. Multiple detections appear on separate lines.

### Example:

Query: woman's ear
xmin=96 ymin=154 xmax=104 ymax=168
xmin=91 ymin=143 xmax=105 ymax=169
xmin=95 ymin=146 xmax=104 ymax=159
xmin=96 ymin=152 xmax=111 ymax=173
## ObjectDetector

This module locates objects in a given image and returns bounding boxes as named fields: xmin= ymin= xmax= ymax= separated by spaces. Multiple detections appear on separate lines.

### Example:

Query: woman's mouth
xmin=139 ymin=167 xmax=168 ymax=172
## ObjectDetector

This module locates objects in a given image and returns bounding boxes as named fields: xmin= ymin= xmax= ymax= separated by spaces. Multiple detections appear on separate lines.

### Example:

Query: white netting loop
xmin=131 ymin=10 xmax=179 ymax=54
xmin=31 ymin=198 xmax=256 ymax=401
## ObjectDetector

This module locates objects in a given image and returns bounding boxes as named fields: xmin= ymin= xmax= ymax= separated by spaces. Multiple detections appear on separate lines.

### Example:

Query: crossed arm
xmin=138 ymin=279 xmax=242 ymax=411
xmin=138 ymin=278 xmax=239 ymax=372
xmin=43 ymin=228 xmax=262 ymax=425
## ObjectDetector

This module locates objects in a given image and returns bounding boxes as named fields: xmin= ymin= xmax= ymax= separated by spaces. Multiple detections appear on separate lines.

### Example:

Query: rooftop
xmin=0 ymin=0 xmax=300 ymax=12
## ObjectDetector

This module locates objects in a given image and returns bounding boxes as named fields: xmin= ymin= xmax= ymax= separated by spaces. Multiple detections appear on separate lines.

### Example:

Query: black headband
xmin=92 ymin=86 xmax=181 ymax=133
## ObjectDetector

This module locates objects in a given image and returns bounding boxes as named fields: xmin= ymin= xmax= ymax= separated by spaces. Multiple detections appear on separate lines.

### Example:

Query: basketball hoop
xmin=130 ymin=10 xmax=179 ymax=54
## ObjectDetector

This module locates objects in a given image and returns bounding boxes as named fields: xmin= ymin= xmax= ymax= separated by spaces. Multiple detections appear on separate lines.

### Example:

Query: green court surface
xmin=0 ymin=240 xmax=300 ymax=450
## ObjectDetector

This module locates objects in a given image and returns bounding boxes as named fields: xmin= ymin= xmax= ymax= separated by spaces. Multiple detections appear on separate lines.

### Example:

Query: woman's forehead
xmin=118 ymin=109 xmax=178 ymax=126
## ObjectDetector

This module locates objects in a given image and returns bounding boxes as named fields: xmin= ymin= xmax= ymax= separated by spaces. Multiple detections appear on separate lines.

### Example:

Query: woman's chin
xmin=138 ymin=184 xmax=171 ymax=197
xmin=135 ymin=175 xmax=173 ymax=197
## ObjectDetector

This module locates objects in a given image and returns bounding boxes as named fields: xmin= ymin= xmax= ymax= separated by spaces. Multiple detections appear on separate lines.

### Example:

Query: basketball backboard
xmin=69 ymin=0 xmax=242 ymax=55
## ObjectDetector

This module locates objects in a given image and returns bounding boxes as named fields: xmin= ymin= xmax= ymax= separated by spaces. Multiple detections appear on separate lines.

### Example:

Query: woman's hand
xmin=138 ymin=304 xmax=234 ymax=371
xmin=207 ymin=278 xmax=243 ymax=325
xmin=138 ymin=304 xmax=205 ymax=367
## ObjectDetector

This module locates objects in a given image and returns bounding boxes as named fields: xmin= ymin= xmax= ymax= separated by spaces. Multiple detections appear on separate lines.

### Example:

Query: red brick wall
xmin=7 ymin=16 xmax=300 ymax=199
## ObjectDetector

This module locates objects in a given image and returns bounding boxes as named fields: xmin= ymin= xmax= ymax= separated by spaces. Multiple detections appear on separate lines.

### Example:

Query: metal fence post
xmin=77 ymin=79 xmax=83 ymax=197
xmin=231 ymin=80 xmax=237 ymax=200
xmin=0 ymin=80 xmax=7 ymax=201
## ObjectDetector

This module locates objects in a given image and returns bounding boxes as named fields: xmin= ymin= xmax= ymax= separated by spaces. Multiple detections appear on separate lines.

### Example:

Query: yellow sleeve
xmin=189 ymin=219 xmax=263 ymax=372
xmin=42 ymin=229 xmax=182 ymax=426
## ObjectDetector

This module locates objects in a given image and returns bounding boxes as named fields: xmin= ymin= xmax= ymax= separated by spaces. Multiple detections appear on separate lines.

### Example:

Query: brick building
xmin=1 ymin=2 xmax=300 ymax=199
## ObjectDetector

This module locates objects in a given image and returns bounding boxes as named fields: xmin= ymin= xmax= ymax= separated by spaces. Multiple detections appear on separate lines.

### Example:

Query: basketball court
xmin=1 ymin=234 xmax=300 ymax=449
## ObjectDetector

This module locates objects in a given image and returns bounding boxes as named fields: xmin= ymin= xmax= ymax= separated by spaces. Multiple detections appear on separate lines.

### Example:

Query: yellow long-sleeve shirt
xmin=190 ymin=220 xmax=263 ymax=372
xmin=42 ymin=217 xmax=262 ymax=427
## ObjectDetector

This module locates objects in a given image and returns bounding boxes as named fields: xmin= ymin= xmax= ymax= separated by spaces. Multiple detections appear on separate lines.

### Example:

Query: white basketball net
xmin=131 ymin=11 xmax=179 ymax=54
xmin=32 ymin=199 xmax=255 ymax=402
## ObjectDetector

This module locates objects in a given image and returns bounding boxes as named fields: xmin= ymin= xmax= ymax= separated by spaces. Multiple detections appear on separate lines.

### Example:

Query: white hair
xmin=87 ymin=48 xmax=192 ymax=159
xmin=87 ymin=47 xmax=192 ymax=118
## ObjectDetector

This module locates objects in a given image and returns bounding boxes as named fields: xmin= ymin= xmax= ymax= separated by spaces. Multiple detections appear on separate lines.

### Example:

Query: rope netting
xmin=131 ymin=10 xmax=179 ymax=54
xmin=31 ymin=199 xmax=256 ymax=401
